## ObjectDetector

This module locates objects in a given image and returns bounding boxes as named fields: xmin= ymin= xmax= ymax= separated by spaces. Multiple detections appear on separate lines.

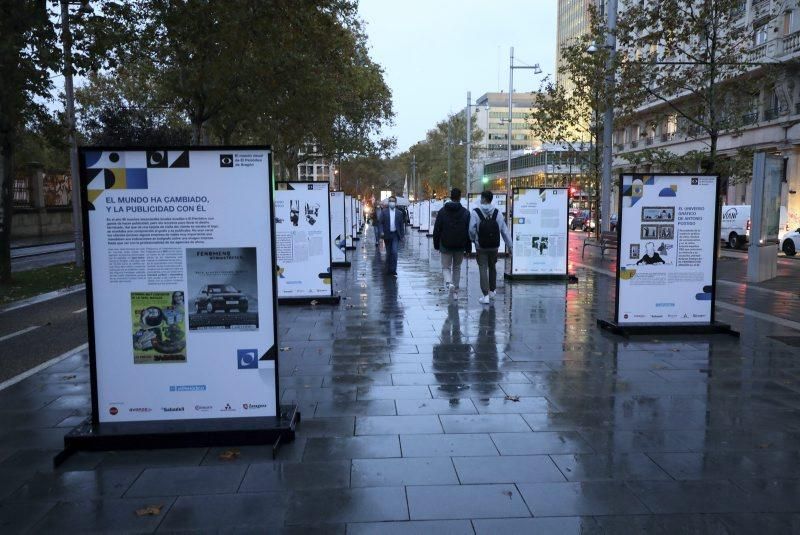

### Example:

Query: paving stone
xmin=351 ymin=457 xmax=458 ymax=487
xmin=303 ymin=436 xmax=401 ymax=460
xmin=285 ymin=487 xmax=408 ymax=524
xmin=239 ymin=461 xmax=351 ymax=492
xmin=407 ymin=484 xmax=530 ymax=520
xmin=347 ymin=520 xmax=473 ymax=534
xmin=490 ymin=432 xmax=595 ymax=455
xmin=439 ymin=414 xmax=531 ymax=433
xmin=452 ymin=454 xmax=566 ymax=484
xmin=125 ymin=465 xmax=247 ymax=497
xmin=517 ymin=481 xmax=650 ymax=516
xmin=400 ymin=433 xmax=499 ymax=457
xmin=32 ymin=498 xmax=177 ymax=533
xmin=355 ymin=415 xmax=443 ymax=435
xmin=158 ymin=493 xmax=287 ymax=531
xmin=472 ymin=517 xmax=601 ymax=534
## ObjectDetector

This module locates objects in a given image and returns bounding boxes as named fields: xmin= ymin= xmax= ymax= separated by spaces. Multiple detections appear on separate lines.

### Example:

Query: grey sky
xmin=358 ymin=0 xmax=557 ymax=154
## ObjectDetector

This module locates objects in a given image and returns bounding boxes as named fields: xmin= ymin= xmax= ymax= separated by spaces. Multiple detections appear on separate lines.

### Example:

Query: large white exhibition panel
xmin=468 ymin=193 xmax=507 ymax=217
xmin=275 ymin=182 xmax=333 ymax=299
xmin=510 ymin=188 xmax=569 ymax=275
xmin=82 ymin=147 xmax=277 ymax=422
xmin=344 ymin=195 xmax=353 ymax=248
xmin=411 ymin=202 xmax=417 ymax=227
xmin=617 ymin=174 xmax=718 ymax=325
xmin=419 ymin=200 xmax=431 ymax=232
xmin=330 ymin=191 xmax=346 ymax=263
xmin=429 ymin=200 xmax=444 ymax=232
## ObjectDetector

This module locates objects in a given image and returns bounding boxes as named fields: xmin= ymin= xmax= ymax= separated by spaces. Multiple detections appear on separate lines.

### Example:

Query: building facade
xmin=297 ymin=143 xmax=337 ymax=184
xmin=614 ymin=0 xmax=800 ymax=230
xmin=556 ymin=0 xmax=599 ymax=90
xmin=473 ymin=92 xmax=541 ymax=159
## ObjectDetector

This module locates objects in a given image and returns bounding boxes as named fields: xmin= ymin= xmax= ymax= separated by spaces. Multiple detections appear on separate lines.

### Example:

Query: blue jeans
xmin=383 ymin=232 xmax=400 ymax=274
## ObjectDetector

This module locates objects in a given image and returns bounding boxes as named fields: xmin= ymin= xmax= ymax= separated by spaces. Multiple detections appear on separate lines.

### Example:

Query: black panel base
xmin=353 ymin=237 xmax=361 ymax=242
xmin=597 ymin=319 xmax=739 ymax=338
xmin=425 ymin=233 xmax=434 ymax=238
xmin=504 ymin=273 xmax=568 ymax=281
xmin=55 ymin=405 xmax=300 ymax=467
xmin=345 ymin=246 xmax=356 ymax=250
xmin=279 ymin=296 xmax=341 ymax=306
xmin=418 ymin=229 xmax=429 ymax=233
xmin=332 ymin=261 xmax=351 ymax=268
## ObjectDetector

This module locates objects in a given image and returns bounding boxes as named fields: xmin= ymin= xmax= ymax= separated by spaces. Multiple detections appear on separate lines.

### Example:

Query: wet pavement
xmin=2 ymin=225 xmax=800 ymax=533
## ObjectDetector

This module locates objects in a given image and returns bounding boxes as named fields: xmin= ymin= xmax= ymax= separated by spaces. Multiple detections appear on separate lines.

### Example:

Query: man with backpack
xmin=433 ymin=188 xmax=471 ymax=300
xmin=469 ymin=190 xmax=512 ymax=304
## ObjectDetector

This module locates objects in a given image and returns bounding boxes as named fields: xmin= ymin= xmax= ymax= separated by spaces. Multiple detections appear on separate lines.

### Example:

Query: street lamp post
xmin=61 ymin=0 xmax=90 ymax=268
xmin=506 ymin=47 xmax=541 ymax=227
xmin=600 ymin=0 xmax=618 ymax=233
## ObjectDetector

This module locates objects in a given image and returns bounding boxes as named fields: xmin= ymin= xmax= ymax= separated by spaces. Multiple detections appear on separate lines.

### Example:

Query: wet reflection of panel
xmin=430 ymin=303 xmax=503 ymax=400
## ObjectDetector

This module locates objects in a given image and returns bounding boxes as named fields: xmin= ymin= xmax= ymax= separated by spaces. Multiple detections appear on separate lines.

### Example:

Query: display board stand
xmin=599 ymin=173 xmax=737 ymax=338
xmin=58 ymin=405 xmax=299 ymax=467
xmin=597 ymin=318 xmax=737 ymax=337
xmin=57 ymin=146 xmax=298 ymax=467
xmin=504 ymin=188 xmax=569 ymax=281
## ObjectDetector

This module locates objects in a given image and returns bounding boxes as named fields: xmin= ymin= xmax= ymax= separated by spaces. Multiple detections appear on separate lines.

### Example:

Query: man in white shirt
xmin=378 ymin=196 xmax=405 ymax=276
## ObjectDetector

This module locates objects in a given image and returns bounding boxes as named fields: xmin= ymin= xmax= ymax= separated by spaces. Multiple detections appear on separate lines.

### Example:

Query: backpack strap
xmin=474 ymin=208 xmax=486 ymax=221
xmin=491 ymin=209 xmax=499 ymax=220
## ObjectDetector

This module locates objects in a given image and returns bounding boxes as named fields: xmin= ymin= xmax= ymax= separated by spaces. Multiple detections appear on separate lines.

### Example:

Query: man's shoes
xmin=478 ymin=295 xmax=490 ymax=304
xmin=489 ymin=290 xmax=497 ymax=299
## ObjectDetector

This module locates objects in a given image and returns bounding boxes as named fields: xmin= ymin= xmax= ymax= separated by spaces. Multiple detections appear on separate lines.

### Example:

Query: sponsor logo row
xmin=109 ymin=403 xmax=268 ymax=416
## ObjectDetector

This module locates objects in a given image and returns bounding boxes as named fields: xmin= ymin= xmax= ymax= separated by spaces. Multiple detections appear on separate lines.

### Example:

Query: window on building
xmin=754 ymin=23 xmax=769 ymax=46
xmin=785 ymin=10 xmax=795 ymax=35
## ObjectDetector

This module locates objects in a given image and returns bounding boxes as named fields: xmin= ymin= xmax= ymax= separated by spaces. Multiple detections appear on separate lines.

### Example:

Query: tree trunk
xmin=0 ymin=139 xmax=15 ymax=283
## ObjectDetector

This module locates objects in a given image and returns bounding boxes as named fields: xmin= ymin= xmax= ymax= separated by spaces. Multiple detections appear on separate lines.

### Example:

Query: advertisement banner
xmin=617 ymin=174 xmax=719 ymax=325
xmin=275 ymin=182 xmax=333 ymax=299
xmin=418 ymin=200 xmax=431 ymax=232
xmin=344 ymin=195 xmax=354 ymax=248
xmin=81 ymin=147 xmax=278 ymax=422
xmin=330 ymin=191 xmax=346 ymax=264
xmin=510 ymin=188 xmax=569 ymax=275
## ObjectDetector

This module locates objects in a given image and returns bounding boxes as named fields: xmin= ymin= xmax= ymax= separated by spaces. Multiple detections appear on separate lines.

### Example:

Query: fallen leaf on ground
xmin=135 ymin=505 xmax=163 ymax=517
xmin=502 ymin=491 xmax=513 ymax=499
xmin=310 ymin=300 xmax=319 ymax=306
xmin=757 ymin=442 xmax=772 ymax=449
xmin=218 ymin=449 xmax=241 ymax=461
xmin=504 ymin=395 xmax=520 ymax=402
xmin=279 ymin=347 xmax=291 ymax=352
xmin=61 ymin=375 xmax=77 ymax=380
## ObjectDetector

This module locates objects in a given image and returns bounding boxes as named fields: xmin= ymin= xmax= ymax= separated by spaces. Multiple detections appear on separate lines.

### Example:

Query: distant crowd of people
xmin=372 ymin=188 xmax=512 ymax=305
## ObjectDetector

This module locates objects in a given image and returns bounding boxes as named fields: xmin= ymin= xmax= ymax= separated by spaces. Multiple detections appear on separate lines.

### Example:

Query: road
xmin=11 ymin=241 xmax=76 ymax=272
xmin=0 ymin=290 xmax=88 ymax=384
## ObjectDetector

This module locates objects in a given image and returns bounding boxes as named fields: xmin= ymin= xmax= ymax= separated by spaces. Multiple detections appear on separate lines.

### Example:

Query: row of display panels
xmin=80 ymin=146 xmax=720 ymax=430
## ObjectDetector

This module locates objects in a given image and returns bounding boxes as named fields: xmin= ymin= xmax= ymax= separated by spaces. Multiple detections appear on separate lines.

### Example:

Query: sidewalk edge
xmin=0 ymin=343 xmax=88 ymax=393
xmin=0 ymin=284 xmax=86 ymax=314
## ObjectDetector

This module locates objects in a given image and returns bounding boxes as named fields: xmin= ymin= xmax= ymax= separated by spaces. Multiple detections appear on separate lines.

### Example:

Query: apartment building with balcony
xmin=615 ymin=0 xmax=800 ymax=229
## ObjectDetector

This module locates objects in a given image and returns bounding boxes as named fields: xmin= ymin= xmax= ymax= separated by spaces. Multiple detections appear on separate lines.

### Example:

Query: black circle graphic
xmin=109 ymin=153 xmax=120 ymax=163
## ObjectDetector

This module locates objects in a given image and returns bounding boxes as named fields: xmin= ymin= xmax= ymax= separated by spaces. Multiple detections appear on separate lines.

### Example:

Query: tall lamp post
xmin=506 ymin=47 xmax=541 ymax=226
xmin=61 ymin=0 xmax=91 ymax=268
xmin=464 ymin=92 xmax=489 ymax=203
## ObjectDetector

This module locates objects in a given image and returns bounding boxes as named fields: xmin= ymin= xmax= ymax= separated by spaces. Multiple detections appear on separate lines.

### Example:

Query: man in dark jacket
xmin=433 ymin=188 xmax=471 ymax=300
xmin=378 ymin=196 xmax=405 ymax=276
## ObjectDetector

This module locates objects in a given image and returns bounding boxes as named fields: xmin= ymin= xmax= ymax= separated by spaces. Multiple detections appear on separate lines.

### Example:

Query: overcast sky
xmin=358 ymin=0 xmax=557 ymax=154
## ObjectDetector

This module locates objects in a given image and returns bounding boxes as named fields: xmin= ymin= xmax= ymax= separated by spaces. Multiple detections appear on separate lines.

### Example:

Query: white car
xmin=780 ymin=228 xmax=800 ymax=256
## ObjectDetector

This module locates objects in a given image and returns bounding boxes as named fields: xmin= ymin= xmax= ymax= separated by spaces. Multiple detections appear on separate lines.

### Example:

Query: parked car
xmin=195 ymin=284 xmax=249 ymax=313
xmin=570 ymin=210 xmax=595 ymax=231
xmin=781 ymin=228 xmax=800 ymax=256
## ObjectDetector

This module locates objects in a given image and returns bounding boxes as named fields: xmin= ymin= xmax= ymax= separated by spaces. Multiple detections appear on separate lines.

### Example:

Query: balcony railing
xmin=784 ymin=31 xmax=800 ymax=55
xmin=752 ymin=0 xmax=772 ymax=22
xmin=742 ymin=111 xmax=759 ymax=125
xmin=629 ymin=140 xmax=638 ymax=149
xmin=615 ymin=143 xmax=624 ymax=151
xmin=763 ymin=107 xmax=780 ymax=121
xmin=644 ymin=136 xmax=655 ymax=146
xmin=748 ymin=42 xmax=769 ymax=62
xmin=660 ymin=132 xmax=676 ymax=142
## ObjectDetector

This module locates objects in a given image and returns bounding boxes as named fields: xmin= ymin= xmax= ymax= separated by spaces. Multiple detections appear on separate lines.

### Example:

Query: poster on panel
xmin=510 ymin=188 xmax=568 ymax=275
xmin=419 ymin=200 xmax=431 ymax=232
xmin=617 ymin=174 xmax=718 ymax=325
xmin=344 ymin=195 xmax=353 ymax=248
xmin=275 ymin=182 xmax=333 ymax=299
xmin=330 ymin=191 xmax=346 ymax=263
xmin=81 ymin=147 xmax=278 ymax=423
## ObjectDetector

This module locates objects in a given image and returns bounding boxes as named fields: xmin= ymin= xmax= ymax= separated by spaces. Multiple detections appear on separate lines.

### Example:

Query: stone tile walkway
xmin=1 ymin=226 xmax=800 ymax=532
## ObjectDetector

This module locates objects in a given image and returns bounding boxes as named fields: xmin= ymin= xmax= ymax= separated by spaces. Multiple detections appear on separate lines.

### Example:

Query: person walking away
xmin=433 ymin=188 xmax=471 ymax=300
xmin=379 ymin=196 xmax=404 ymax=276
xmin=374 ymin=200 xmax=387 ymax=247
xmin=469 ymin=190 xmax=512 ymax=304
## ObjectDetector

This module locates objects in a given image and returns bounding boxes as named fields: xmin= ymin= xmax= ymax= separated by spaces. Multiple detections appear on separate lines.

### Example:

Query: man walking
xmin=469 ymin=190 xmax=512 ymax=304
xmin=379 ymin=196 xmax=404 ymax=276
xmin=433 ymin=188 xmax=471 ymax=300
xmin=374 ymin=200 xmax=387 ymax=247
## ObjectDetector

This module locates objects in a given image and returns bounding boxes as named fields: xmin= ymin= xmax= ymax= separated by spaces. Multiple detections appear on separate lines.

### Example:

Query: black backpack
xmin=440 ymin=207 xmax=468 ymax=249
xmin=474 ymin=208 xmax=500 ymax=248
